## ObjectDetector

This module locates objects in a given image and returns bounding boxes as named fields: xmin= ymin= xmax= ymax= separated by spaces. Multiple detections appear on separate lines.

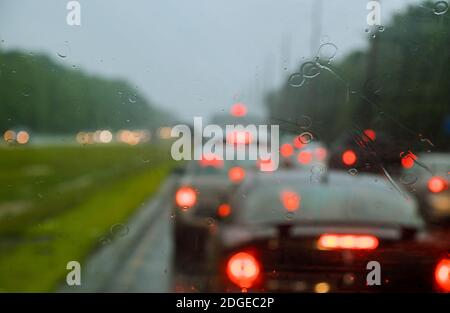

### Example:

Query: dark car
xmin=401 ymin=153 xmax=450 ymax=225
xmin=328 ymin=129 xmax=410 ymax=176
xmin=199 ymin=170 xmax=450 ymax=292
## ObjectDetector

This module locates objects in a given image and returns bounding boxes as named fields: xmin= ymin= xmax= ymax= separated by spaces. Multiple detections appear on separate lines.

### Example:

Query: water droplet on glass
xmin=300 ymin=61 xmax=320 ymax=78
xmin=371 ymin=34 xmax=377 ymax=39
xmin=378 ymin=26 xmax=385 ymax=32
xmin=206 ymin=217 xmax=215 ymax=226
xmin=110 ymin=223 xmax=129 ymax=238
xmin=311 ymin=164 xmax=325 ymax=175
xmin=364 ymin=28 xmax=369 ymax=33
xmin=286 ymin=212 xmax=294 ymax=220
xmin=298 ymin=132 xmax=314 ymax=144
xmin=317 ymin=43 xmax=338 ymax=61
xmin=56 ymin=43 xmax=70 ymax=58
xmin=399 ymin=174 xmax=417 ymax=185
xmin=434 ymin=1 xmax=449 ymax=15
xmin=348 ymin=168 xmax=358 ymax=176
xmin=128 ymin=95 xmax=137 ymax=103
xmin=99 ymin=236 xmax=111 ymax=245
xmin=288 ymin=72 xmax=304 ymax=87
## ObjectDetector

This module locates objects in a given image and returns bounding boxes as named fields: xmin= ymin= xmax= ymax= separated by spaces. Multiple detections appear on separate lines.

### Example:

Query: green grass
xmin=0 ymin=144 xmax=174 ymax=292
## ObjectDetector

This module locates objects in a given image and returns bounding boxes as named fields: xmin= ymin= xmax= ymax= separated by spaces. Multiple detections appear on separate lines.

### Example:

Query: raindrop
xmin=206 ymin=217 xmax=215 ymax=226
xmin=364 ymin=28 xmax=370 ymax=33
xmin=128 ymin=95 xmax=137 ymax=103
xmin=317 ymin=43 xmax=338 ymax=61
xmin=300 ymin=61 xmax=320 ymax=78
xmin=99 ymin=236 xmax=111 ymax=245
xmin=348 ymin=168 xmax=358 ymax=176
xmin=288 ymin=72 xmax=304 ymax=87
xmin=56 ymin=43 xmax=70 ymax=58
xmin=434 ymin=1 xmax=449 ymax=15
xmin=298 ymin=132 xmax=314 ymax=144
xmin=378 ymin=26 xmax=385 ymax=32
xmin=399 ymin=174 xmax=417 ymax=185
xmin=371 ymin=34 xmax=377 ymax=39
xmin=110 ymin=223 xmax=129 ymax=238
xmin=170 ymin=212 xmax=176 ymax=219
xmin=286 ymin=212 xmax=294 ymax=220
xmin=311 ymin=164 xmax=325 ymax=175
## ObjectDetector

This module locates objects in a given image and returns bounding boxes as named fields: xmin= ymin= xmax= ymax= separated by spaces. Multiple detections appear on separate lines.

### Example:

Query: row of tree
xmin=0 ymin=50 xmax=171 ymax=133
xmin=266 ymin=1 xmax=450 ymax=151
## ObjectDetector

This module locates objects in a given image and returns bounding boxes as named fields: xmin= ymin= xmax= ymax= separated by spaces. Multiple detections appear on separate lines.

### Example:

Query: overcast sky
xmin=0 ymin=0 xmax=420 ymax=122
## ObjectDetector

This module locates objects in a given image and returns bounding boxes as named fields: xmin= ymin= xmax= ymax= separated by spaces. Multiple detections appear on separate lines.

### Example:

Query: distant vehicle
xmin=328 ymin=129 xmax=408 ymax=175
xmin=200 ymin=170 xmax=450 ymax=292
xmin=171 ymin=143 xmax=264 ymax=278
xmin=402 ymin=153 xmax=450 ymax=224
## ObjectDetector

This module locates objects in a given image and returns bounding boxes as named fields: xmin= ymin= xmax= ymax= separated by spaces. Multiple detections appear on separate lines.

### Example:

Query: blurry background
xmin=0 ymin=0 xmax=449 ymax=292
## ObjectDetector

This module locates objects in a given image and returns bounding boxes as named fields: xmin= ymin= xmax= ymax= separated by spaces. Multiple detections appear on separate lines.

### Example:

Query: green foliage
xmin=266 ymin=1 xmax=450 ymax=149
xmin=0 ymin=51 xmax=172 ymax=133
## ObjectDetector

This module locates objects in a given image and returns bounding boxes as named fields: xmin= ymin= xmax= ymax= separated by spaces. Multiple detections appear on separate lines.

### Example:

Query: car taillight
xmin=280 ymin=143 xmax=294 ymax=158
xmin=175 ymin=186 xmax=197 ymax=209
xmin=297 ymin=150 xmax=312 ymax=165
xmin=428 ymin=177 xmax=448 ymax=193
xmin=317 ymin=234 xmax=379 ymax=250
xmin=342 ymin=150 xmax=357 ymax=166
xmin=280 ymin=190 xmax=301 ymax=212
xmin=228 ymin=166 xmax=245 ymax=183
xmin=314 ymin=147 xmax=328 ymax=161
xmin=226 ymin=252 xmax=261 ymax=289
xmin=435 ymin=258 xmax=450 ymax=292
xmin=400 ymin=151 xmax=417 ymax=169
xmin=217 ymin=203 xmax=231 ymax=218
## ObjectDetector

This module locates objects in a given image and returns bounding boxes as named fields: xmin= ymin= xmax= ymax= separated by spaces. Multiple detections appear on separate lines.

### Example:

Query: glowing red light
xmin=428 ymin=177 xmax=448 ymax=193
xmin=342 ymin=150 xmax=357 ymax=166
xmin=280 ymin=190 xmax=301 ymax=212
xmin=230 ymin=103 xmax=247 ymax=117
xmin=218 ymin=203 xmax=231 ymax=218
xmin=435 ymin=258 xmax=450 ymax=292
xmin=401 ymin=151 xmax=417 ymax=169
xmin=226 ymin=252 xmax=261 ymax=289
xmin=293 ymin=136 xmax=305 ymax=149
xmin=317 ymin=234 xmax=379 ymax=250
xmin=280 ymin=143 xmax=294 ymax=158
xmin=314 ymin=147 xmax=327 ymax=161
xmin=297 ymin=150 xmax=313 ymax=165
xmin=228 ymin=166 xmax=246 ymax=183
xmin=175 ymin=186 xmax=197 ymax=209
xmin=363 ymin=129 xmax=376 ymax=142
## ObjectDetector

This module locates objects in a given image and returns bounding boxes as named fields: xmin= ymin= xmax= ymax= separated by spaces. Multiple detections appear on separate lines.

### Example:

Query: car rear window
xmin=239 ymin=183 xmax=423 ymax=227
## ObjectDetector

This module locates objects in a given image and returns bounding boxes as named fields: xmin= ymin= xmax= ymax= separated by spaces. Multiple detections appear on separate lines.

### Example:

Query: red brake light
xmin=317 ymin=234 xmax=379 ymax=250
xmin=226 ymin=252 xmax=261 ymax=289
xmin=228 ymin=166 xmax=246 ymax=183
xmin=400 ymin=151 xmax=417 ymax=169
xmin=293 ymin=136 xmax=305 ymax=149
xmin=428 ymin=177 xmax=448 ymax=193
xmin=314 ymin=147 xmax=327 ymax=161
xmin=342 ymin=150 xmax=357 ymax=166
xmin=218 ymin=203 xmax=231 ymax=218
xmin=280 ymin=190 xmax=301 ymax=212
xmin=175 ymin=186 xmax=197 ymax=209
xmin=297 ymin=150 xmax=312 ymax=165
xmin=363 ymin=129 xmax=376 ymax=142
xmin=435 ymin=258 xmax=450 ymax=292
xmin=280 ymin=143 xmax=294 ymax=158
xmin=230 ymin=103 xmax=247 ymax=117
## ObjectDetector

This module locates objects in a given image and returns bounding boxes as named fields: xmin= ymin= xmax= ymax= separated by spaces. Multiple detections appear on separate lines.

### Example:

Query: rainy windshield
xmin=1 ymin=0 xmax=450 ymax=296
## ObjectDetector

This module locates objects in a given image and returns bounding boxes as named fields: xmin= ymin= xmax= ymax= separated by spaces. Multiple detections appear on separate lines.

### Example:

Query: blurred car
xmin=171 ymin=143 xmax=264 ymax=277
xmin=402 ymin=153 xmax=450 ymax=224
xmin=201 ymin=170 xmax=450 ymax=292
xmin=279 ymin=133 xmax=329 ymax=173
xmin=328 ymin=129 xmax=408 ymax=175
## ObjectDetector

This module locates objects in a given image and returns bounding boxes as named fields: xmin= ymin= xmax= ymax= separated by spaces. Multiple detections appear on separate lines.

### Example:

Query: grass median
xmin=0 ymin=144 xmax=174 ymax=292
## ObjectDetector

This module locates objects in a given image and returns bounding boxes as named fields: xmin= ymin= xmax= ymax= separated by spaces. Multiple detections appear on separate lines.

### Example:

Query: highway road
xmin=60 ymin=175 xmax=177 ymax=292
